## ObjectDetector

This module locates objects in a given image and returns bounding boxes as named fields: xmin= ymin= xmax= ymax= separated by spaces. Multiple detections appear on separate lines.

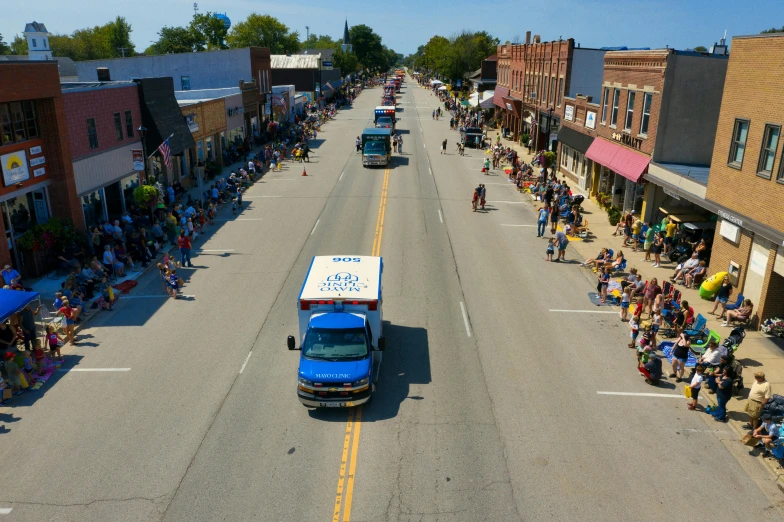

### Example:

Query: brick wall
xmin=63 ymin=84 xmax=142 ymax=160
xmin=706 ymin=34 xmax=784 ymax=233
xmin=758 ymin=249 xmax=784 ymax=322
xmin=594 ymin=50 xmax=669 ymax=157
xmin=709 ymin=222 xmax=753 ymax=289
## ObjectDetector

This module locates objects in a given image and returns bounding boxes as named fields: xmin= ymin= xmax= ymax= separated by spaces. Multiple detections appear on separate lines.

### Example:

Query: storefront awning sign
xmin=1 ymin=151 xmax=30 ymax=186
xmin=132 ymin=149 xmax=145 ymax=171
xmin=585 ymin=138 xmax=650 ymax=183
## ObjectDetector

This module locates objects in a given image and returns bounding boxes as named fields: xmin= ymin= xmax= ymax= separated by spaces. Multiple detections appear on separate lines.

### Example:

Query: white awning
xmin=437 ymin=85 xmax=448 ymax=91
xmin=469 ymin=91 xmax=495 ymax=109
xmin=430 ymin=79 xmax=443 ymax=85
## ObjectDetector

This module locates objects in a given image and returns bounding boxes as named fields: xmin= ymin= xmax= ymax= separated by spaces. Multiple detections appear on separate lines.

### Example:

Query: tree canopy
xmin=145 ymin=12 xmax=228 ymax=55
xmin=303 ymin=33 xmax=337 ymax=50
xmin=226 ymin=13 xmax=300 ymax=54
xmin=693 ymin=45 xmax=708 ymax=52
xmin=0 ymin=33 xmax=9 ymax=55
xmin=410 ymin=31 xmax=498 ymax=81
xmin=761 ymin=26 xmax=784 ymax=34
xmin=349 ymin=25 xmax=389 ymax=71
xmin=145 ymin=26 xmax=199 ymax=55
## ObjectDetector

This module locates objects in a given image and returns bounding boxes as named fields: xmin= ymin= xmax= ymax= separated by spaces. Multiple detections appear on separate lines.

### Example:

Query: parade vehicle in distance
xmin=360 ymin=128 xmax=392 ymax=167
xmin=374 ymin=106 xmax=396 ymax=129
xmin=460 ymin=126 xmax=485 ymax=148
xmin=288 ymin=256 xmax=385 ymax=408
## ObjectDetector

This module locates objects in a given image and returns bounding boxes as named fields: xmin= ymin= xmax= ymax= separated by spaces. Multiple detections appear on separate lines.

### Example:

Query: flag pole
xmin=147 ymin=133 xmax=175 ymax=159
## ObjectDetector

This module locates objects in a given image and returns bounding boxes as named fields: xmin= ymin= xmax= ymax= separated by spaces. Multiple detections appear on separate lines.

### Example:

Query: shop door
xmin=104 ymin=182 xmax=124 ymax=221
xmin=32 ymin=190 xmax=49 ymax=224
xmin=743 ymin=237 xmax=770 ymax=308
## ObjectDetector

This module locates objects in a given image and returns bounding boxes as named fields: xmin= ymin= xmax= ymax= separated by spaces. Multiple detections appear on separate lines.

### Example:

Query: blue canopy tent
xmin=0 ymin=290 xmax=40 ymax=324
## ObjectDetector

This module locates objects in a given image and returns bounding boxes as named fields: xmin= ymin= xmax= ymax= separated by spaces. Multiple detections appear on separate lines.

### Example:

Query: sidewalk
xmin=487 ymin=127 xmax=784 ymax=482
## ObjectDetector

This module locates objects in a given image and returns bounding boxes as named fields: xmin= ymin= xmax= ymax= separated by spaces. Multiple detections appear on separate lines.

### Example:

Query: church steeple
xmin=341 ymin=20 xmax=352 ymax=53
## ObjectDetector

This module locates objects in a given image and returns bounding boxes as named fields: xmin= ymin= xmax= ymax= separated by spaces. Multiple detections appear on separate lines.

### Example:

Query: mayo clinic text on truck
xmin=288 ymin=256 xmax=385 ymax=408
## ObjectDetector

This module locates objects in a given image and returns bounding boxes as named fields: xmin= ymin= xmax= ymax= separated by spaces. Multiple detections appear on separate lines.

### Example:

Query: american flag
xmin=157 ymin=137 xmax=172 ymax=169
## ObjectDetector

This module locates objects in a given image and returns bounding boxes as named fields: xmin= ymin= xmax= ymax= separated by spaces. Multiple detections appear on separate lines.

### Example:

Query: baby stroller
xmin=723 ymin=327 xmax=746 ymax=354
xmin=571 ymin=194 xmax=585 ymax=212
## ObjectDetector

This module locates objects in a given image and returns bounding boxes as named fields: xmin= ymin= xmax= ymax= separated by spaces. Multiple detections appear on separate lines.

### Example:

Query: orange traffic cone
xmin=302 ymin=166 xmax=307 ymax=176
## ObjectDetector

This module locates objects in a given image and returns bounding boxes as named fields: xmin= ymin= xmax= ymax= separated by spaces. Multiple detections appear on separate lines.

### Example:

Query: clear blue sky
xmin=2 ymin=0 xmax=783 ymax=56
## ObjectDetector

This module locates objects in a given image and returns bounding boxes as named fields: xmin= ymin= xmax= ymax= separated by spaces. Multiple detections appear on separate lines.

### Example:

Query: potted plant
xmin=521 ymin=133 xmax=530 ymax=146
xmin=15 ymin=217 xmax=78 ymax=278
xmin=133 ymin=185 xmax=159 ymax=208
xmin=607 ymin=206 xmax=622 ymax=226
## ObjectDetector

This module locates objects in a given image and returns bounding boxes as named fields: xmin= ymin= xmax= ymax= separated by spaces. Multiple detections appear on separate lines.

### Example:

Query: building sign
xmin=1 ymin=151 xmax=30 ymax=186
xmin=29 ymin=156 xmax=45 ymax=167
xmin=611 ymin=131 xmax=643 ymax=150
xmin=719 ymin=219 xmax=740 ymax=243
xmin=564 ymin=105 xmax=574 ymax=121
xmin=186 ymin=114 xmax=199 ymax=134
xmin=132 ymin=149 xmax=145 ymax=171
xmin=29 ymin=145 xmax=42 ymax=155
xmin=322 ymin=61 xmax=333 ymax=69
xmin=585 ymin=111 xmax=597 ymax=129
xmin=717 ymin=209 xmax=743 ymax=227
xmin=750 ymin=250 xmax=768 ymax=276
xmin=33 ymin=167 xmax=45 ymax=177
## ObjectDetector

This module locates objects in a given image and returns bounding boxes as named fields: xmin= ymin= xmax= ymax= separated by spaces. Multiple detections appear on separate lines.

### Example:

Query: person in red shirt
xmin=56 ymin=298 xmax=76 ymax=346
xmin=177 ymin=231 xmax=193 ymax=268
xmin=33 ymin=338 xmax=45 ymax=374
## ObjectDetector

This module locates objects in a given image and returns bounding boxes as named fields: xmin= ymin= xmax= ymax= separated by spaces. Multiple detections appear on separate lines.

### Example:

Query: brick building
xmin=495 ymin=33 xmax=605 ymax=149
xmin=0 ymin=61 xmax=83 ymax=277
xmin=61 ymin=82 xmax=144 ymax=228
xmin=557 ymin=49 xmax=727 ymax=224
xmin=705 ymin=33 xmax=784 ymax=326
xmin=177 ymin=97 xmax=228 ymax=176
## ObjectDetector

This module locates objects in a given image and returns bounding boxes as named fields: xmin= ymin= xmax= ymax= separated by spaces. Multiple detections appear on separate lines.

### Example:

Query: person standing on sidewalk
xmin=743 ymin=372 xmax=772 ymax=432
xmin=536 ymin=205 xmax=549 ymax=237
xmin=177 ymin=231 xmax=194 ymax=268
xmin=554 ymin=229 xmax=568 ymax=262
xmin=710 ymin=367 xmax=734 ymax=422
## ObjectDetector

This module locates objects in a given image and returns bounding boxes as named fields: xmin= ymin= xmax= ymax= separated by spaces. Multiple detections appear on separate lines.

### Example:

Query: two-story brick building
xmin=564 ymin=49 xmax=728 ymax=222
xmin=61 ymin=81 xmax=144 ymax=228
xmin=0 ymin=61 xmax=82 ymax=276
xmin=705 ymin=33 xmax=784 ymax=326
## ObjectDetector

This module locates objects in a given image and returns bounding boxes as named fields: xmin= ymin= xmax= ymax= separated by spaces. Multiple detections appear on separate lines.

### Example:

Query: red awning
xmin=493 ymin=86 xmax=510 ymax=109
xmin=584 ymin=138 xmax=650 ymax=183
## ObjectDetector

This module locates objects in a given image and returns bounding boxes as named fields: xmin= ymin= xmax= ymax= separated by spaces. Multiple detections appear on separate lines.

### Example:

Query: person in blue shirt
xmin=536 ymin=205 xmax=549 ymax=237
xmin=709 ymin=367 xmax=734 ymax=422
xmin=167 ymin=186 xmax=175 ymax=204
xmin=751 ymin=414 xmax=780 ymax=457
xmin=1 ymin=265 xmax=20 ymax=287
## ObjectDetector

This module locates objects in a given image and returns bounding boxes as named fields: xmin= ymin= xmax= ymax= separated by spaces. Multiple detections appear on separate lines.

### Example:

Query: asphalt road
xmin=0 ymin=76 xmax=782 ymax=522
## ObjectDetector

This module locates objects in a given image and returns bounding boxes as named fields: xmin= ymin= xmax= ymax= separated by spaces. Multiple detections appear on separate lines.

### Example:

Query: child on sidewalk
xmin=33 ymin=339 xmax=45 ymax=375
xmin=628 ymin=314 xmax=640 ymax=348
xmin=620 ymin=288 xmax=631 ymax=321
xmin=46 ymin=325 xmax=64 ymax=361
xmin=687 ymin=365 xmax=704 ymax=410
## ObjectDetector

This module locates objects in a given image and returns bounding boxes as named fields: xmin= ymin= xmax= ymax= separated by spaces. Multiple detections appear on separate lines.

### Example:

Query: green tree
xmin=0 ymin=34 xmax=9 ymax=55
xmin=226 ymin=13 xmax=300 ymax=53
xmin=190 ymin=12 xmax=228 ymax=50
xmin=446 ymin=30 xmax=499 ymax=81
xmin=693 ymin=45 xmax=708 ymax=52
xmin=10 ymin=34 xmax=28 ymax=55
xmin=146 ymin=26 xmax=198 ymax=55
xmin=422 ymin=35 xmax=451 ymax=77
xmin=761 ymin=26 xmax=784 ymax=34
xmin=303 ymin=33 xmax=337 ymax=50
xmin=107 ymin=16 xmax=136 ymax=56
xmin=349 ymin=25 xmax=387 ymax=71
xmin=332 ymin=47 xmax=358 ymax=74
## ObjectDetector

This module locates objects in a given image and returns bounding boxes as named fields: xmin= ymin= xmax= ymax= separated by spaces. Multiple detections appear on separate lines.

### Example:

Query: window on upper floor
xmin=113 ymin=112 xmax=124 ymax=141
xmin=624 ymin=91 xmax=635 ymax=131
xmin=125 ymin=110 xmax=134 ymax=139
xmin=181 ymin=76 xmax=191 ymax=91
xmin=87 ymin=118 xmax=99 ymax=150
xmin=31 ymin=39 xmax=37 ymax=48
xmin=610 ymin=89 xmax=620 ymax=127
xmin=550 ymin=76 xmax=556 ymax=106
xmin=728 ymin=118 xmax=749 ymax=168
xmin=22 ymin=101 xmax=38 ymax=140
xmin=9 ymin=102 xmax=27 ymax=142
xmin=640 ymin=93 xmax=652 ymax=136
xmin=557 ymin=78 xmax=563 ymax=106
xmin=757 ymin=124 xmax=780 ymax=178
xmin=601 ymin=88 xmax=609 ymax=124
xmin=544 ymin=77 xmax=550 ymax=106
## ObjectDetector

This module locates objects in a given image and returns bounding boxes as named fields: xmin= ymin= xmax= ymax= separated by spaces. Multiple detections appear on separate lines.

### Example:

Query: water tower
xmin=214 ymin=13 xmax=231 ymax=31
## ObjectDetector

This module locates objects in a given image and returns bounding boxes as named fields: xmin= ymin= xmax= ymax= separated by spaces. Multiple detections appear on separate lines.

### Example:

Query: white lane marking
xmin=195 ymin=249 xmax=236 ymax=252
xmin=549 ymin=309 xmax=618 ymax=314
xmin=0 ymin=508 xmax=12 ymax=515
xmin=597 ymin=391 xmax=685 ymax=398
xmin=311 ymin=219 xmax=320 ymax=236
xmin=500 ymin=224 xmax=535 ymax=227
xmin=339 ymin=171 xmax=344 ymax=181
xmin=438 ymin=209 xmax=443 ymax=223
xmin=214 ymin=218 xmax=264 ymax=221
xmin=459 ymin=301 xmax=472 ymax=338
xmin=428 ymin=167 xmax=432 ymax=176
xmin=239 ymin=351 xmax=253 ymax=374
xmin=57 ymin=368 xmax=131 ymax=372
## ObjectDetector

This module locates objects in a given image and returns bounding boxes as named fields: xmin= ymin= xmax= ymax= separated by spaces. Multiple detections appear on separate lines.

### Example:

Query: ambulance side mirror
xmin=287 ymin=336 xmax=298 ymax=350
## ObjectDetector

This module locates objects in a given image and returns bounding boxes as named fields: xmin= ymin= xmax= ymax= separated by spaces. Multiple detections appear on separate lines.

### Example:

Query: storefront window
xmin=6 ymin=189 xmax=48 ymax=237
xmin=121 ymin=173 xmax=140 ymax=212
xmin=206 ymin=137 xmax=213 ymax=160
xmin=82 ymin=189 xmax=106 ymax=228
xmin=197 ymin=140 xmax=204 ymax=161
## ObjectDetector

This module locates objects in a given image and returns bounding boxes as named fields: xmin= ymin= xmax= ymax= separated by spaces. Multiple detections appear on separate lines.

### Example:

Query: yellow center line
xmin=333 ymin=166 xmax=390 ymax=521
xmin=332 ymin=408 xmax=355 ymax=522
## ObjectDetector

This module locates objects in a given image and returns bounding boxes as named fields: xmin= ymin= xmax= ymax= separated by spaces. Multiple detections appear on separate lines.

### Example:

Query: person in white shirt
xmin=687 ymin=365 xmax=705 ymax=410
xmin=671 ymin=253 xmax=700 ymax=283
xmin=698 ymin=340 xmax=723 ymax=367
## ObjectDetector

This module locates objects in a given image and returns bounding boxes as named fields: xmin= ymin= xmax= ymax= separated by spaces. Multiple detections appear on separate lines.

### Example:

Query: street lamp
xmin=545 ymin=107 xmax=554 ymax=152
xmin=136 ymin=125 xmax=148 ymax=184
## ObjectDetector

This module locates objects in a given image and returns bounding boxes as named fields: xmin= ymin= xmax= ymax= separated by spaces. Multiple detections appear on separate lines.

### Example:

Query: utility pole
xmin=117 ymin=47 xmax=128 ymax=58
xmin=305 ymin=26 xmax=310 ymax=49
xmin=193 ymin=2 xmax=199 ymax=15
